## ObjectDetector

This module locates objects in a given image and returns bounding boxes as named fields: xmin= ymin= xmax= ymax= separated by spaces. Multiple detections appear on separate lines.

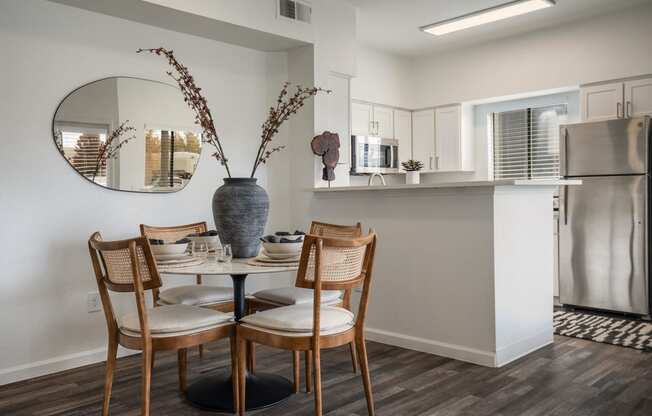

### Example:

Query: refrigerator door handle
xmin=561 ymin=127 xmax=569 ymax=177
xmin=562 ymin=185 xmax=568 ymax=225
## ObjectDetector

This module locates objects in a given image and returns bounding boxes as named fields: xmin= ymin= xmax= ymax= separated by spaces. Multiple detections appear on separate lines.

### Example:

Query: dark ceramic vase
xmin=212 ymin=178 xmax=269 ymax=258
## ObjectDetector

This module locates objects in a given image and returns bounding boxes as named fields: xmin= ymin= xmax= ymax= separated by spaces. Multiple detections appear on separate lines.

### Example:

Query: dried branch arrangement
xmin=137 ymin=47 xmax=232 ymax=177
xmin=139 ymin=47 xmax=329 ymax=179
xmin=91 ymin=120 xmax=136 ymax=181
xmin=251 ymin=82 xmax=330 ymax=177
xmin=401 ymin=159 xmax=424 ymax=172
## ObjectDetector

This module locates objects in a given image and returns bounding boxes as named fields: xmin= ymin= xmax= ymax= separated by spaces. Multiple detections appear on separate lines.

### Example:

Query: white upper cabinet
xmin=581 ymin=82 xmax=624 ymax=121
xmin=373 ymin=106 xmax=394 ymax=138
xmin=351 ymin=102 xmax=372 ymax=136
xmin=435 ymin=106 xmax=462 ymax=171
xmin=581 ymin=77 xmax=652 ymax=121
xmin=351 ymin=101 xmax=396 ymax=138
xmin=394 ymin=109 xmax=412 ymax=169
xmin=625 ymin=78 xmax=652 ymax=118
xmin=412 ymin=109 xmax=436 ymax=171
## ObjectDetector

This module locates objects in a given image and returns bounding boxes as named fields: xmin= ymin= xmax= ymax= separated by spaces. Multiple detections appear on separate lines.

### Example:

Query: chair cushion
xmin=240 ymin=304 xmax=354 ymax=333
xmin=119 ymin=304 xmax=232 ymax=335
xmin=158 ymin=285 xmax=233 ymax=306
xmin=252 ymin=287 xmax=342 ymax=306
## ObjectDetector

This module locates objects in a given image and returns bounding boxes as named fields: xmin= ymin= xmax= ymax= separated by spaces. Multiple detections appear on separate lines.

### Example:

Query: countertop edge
xmin=311 ymin=180 xmax=582 ymax=193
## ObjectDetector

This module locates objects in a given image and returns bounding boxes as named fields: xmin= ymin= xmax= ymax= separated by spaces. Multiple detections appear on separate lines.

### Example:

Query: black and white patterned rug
xmin=554 ymin=310 xmax=652 ymax=352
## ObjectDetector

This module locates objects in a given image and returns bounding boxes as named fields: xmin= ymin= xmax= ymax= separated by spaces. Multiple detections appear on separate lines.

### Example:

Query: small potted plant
xmin=401 ymin=159 xmax=424 ymax=185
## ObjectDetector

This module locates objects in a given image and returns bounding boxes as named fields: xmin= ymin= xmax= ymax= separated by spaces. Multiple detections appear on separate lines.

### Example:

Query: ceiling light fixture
xmin=420 ymin=0 xmax=556 ymax=36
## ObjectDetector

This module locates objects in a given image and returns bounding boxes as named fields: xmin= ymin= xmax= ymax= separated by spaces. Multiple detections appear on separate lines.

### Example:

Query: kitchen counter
xmin=313 ymin=179 xmax=580 ymax=192
xmin=304 ymin=179 xmax=580 ymax=368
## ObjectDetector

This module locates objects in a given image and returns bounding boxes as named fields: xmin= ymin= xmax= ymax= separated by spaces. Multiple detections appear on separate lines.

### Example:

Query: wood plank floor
xmin=2 ymin=335 xmax=652 ymax=415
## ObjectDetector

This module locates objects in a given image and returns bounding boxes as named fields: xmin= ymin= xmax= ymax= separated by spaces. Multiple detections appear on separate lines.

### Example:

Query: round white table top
xmin=158 ymin=258 xmax=298 ymax=276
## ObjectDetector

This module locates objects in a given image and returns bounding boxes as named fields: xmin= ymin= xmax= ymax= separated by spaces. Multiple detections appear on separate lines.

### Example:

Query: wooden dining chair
xmin=246 ymin=221 xmax=362 ymax=392
xmin=88 ymin=232 xmax=238 ymax=416
xmin=237 ymin=231 xmax=377 ymax=416
xmin=140 ymin=222 xmax=234 ymax=357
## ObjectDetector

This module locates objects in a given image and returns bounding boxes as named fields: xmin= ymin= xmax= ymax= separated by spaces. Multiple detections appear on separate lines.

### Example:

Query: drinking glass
xmin=192 ymin=241 xmax=209 ymax=259
xmin=218 ymin=244 xmax=233 ymax=264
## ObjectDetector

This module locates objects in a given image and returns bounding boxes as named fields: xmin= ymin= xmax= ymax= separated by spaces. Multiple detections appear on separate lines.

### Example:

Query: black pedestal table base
xmin=185 ymin=273 xmax=294 ymax=412
xmin=186 ymin=371 xmax=294 ymax=412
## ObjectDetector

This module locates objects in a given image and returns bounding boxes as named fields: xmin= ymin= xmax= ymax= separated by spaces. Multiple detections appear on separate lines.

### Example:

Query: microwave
xmin=350 ymin=135 xmax=399 ymax=174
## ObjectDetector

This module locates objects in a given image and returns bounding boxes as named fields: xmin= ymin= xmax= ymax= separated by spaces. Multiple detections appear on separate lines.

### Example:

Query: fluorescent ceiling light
xmin=421 ymin=0 xmax=555 ymax=36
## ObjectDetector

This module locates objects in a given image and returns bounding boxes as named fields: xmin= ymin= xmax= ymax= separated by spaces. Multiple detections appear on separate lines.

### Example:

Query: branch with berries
xmin=91 ymin=120 xmax=136 ymax=181
xmin=137 ymin=47 xmax=232 ymax=177
xmin=250 ymin=82 xmax=330 ymax=177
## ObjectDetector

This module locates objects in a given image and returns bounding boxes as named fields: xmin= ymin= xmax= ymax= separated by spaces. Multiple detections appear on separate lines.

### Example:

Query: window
xmin=53 ymin=122 xmax=110 ymax=186
xmin=144 ymin=128 xmax=201 ymax=189
xmin=492 ymin=104 xmax=568 ymax=180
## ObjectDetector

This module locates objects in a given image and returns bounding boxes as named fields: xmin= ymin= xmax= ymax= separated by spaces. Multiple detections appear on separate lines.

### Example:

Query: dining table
xmin=159 ymin=258 xmax=298 ymax=412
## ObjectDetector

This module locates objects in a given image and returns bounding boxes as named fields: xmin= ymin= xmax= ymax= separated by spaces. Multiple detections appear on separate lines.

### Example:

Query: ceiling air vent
xmin=278 ymin=0 xmax=312 ymax=24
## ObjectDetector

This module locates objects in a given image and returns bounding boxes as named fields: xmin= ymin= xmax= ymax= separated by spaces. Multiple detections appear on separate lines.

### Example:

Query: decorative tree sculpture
xmin=311 ymin=131 xmax=340 ymax=182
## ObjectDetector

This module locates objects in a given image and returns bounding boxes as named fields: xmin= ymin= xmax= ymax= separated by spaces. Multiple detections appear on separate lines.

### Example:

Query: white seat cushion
xmin=158 ymin=285 xmax=233 ymax=306
xmin=252 ymin=287 xmax=342 ymax=306
xmin=119 ymin=304 xmax=232 ymax=335
xmin=240 ymin=304 xmax=354 ymax=333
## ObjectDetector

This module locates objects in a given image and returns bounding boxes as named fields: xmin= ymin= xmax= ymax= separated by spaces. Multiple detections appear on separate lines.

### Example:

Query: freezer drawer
xmin=560 ymin=117 xmax=649 ymax=176
xmin=559 ymin=175 xmax=648 ymax=314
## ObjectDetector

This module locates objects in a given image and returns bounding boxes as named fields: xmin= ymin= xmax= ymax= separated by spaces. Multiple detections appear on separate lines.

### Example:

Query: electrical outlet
xmin=87 ymin=292 xmax=101 ymax=313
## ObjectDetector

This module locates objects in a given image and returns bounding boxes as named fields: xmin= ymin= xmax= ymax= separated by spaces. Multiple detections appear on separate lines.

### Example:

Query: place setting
xmin=247 ymin=231 xmax=305 ymax=268
xmin=150 ymin=230 xmax=233 ymax=270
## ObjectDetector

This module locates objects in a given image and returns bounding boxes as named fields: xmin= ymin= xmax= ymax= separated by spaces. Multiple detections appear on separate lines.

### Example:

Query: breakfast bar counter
xmin=305 ymin=179 xmax=580 ymax=367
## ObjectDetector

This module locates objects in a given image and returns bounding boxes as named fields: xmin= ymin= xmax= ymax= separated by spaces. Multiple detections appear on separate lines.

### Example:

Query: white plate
xmin=262 ymin=249 xmax=301 ymax=260
xmin=156 ymin=256 xmax=198 ymax=265
xmin=256 ymin=254 xmax=300 ymax=263
xmin=155 ymin=253 xmax=191 ymax=261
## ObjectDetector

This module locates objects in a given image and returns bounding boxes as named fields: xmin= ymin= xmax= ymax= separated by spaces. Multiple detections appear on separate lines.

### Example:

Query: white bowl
xmin=261 ymin=241 xmax=303 ymax=256
xmin=187 ymin=235 xmax=222 ymax=251
xmin=150 ymin=243 xmax=189 ymax=256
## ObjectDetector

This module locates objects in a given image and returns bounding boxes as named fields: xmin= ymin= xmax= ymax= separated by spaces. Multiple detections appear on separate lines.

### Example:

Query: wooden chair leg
xmin=292 ymin=351 xmax=300 ymax=393
xmin=230 ymin=336 xmax=240 ymax=415
xmin=313 ymin=346 xmax=322 ymax=416
xmin=246 ymin=341 xmax=255 ymax=374
xmin=356 ymin=336 xmax=375 ymax=416
xmin=305 ymin=350 xmax=313 ymax=393
xmin=102 ymin=339 xmax=118 ymax=416
xmin=198 ymin=344 xmax=204 ymax=358
xmin=237 ymin=338 xmax=247 ymax=416
xmin=349 ymin=342 xmax=358 ymax=373
xmin=141 ymin=344 xmax=153 ymax=416
xmin=178 ymin=348 xmax=187 ymax=392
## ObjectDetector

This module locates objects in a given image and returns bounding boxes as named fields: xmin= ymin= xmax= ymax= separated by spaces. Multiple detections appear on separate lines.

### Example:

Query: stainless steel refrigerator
xmin=559 ymin=116 xmax=651 ymax=316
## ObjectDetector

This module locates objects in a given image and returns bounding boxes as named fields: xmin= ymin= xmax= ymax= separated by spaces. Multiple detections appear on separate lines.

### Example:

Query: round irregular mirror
xmin=53 ymin=77 xmax=202 ymax=192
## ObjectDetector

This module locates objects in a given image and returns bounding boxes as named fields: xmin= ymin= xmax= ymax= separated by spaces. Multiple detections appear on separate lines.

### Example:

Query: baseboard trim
xmin=494 ymin=328 xmax=553 ymax=367
xmin=365 ymin=327 xmax=496 ymax=367
xmin=0 ymin=346 xmax=138 ymax=386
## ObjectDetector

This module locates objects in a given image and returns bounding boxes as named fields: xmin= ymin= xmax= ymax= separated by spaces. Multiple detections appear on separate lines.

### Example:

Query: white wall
xmin=411 ymin=4 xmax=652 ymax=109
xmin=351 ymin=46 xmax=414 ymax=109
xmin=0 ymin=0 xmax=294 ymax=384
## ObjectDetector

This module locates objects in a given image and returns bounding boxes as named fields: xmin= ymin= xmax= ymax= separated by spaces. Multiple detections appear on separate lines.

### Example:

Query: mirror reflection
xmin=53 ymin=77 xmax=202 ymax=192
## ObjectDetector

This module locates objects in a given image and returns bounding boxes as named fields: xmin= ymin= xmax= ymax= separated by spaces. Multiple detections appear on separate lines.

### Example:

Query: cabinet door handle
xmin=435 ymin=156 xmax=439 ymax=170
xmin=429 ymin=156 xmax=433 ymax=170
xmin=617 ymin=102 xmax=622 ymax=118
xmin=627 ymin=101 xmax=632 ymax=118
xmin=375 ymin=121 xmax=380 ymax=136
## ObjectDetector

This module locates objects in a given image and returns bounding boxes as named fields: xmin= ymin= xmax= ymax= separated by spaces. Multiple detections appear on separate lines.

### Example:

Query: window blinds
xmin=492 ymin=104 xmax=567 ymax=180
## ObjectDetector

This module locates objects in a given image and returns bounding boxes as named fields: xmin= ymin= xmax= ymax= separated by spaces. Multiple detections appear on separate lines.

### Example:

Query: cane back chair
xmin=246 ymin=221 xmax=362 ymax=392
xmin=88 ymin=232 xmax=237 ymax=416
xmin=237 ymin=230 xmax=377 ymax=416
